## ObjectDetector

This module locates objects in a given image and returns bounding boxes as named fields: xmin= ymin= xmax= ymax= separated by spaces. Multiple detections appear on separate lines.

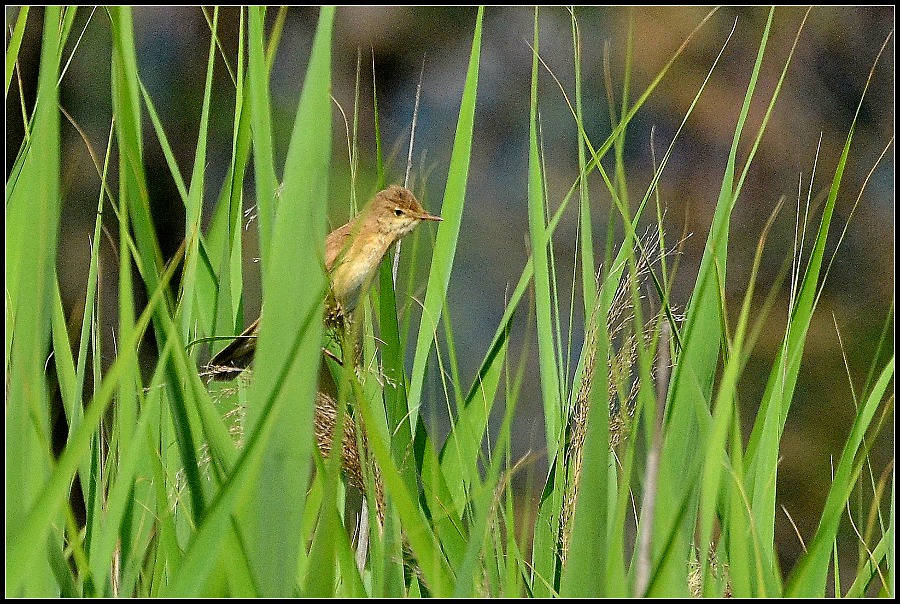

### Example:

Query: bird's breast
xmin=329 ymin=236 xmax=392 ymax=313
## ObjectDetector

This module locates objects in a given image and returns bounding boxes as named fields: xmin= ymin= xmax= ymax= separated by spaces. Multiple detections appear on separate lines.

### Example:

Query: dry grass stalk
xmin=558 ymin=230 xmax=669 ymax=566
xmin=313 ymin=390 xmax=385 ymax=521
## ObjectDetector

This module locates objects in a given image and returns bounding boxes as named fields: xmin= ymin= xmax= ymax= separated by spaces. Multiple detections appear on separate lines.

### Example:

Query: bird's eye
xmin=394 ymin=208 xmax=404 ymax=217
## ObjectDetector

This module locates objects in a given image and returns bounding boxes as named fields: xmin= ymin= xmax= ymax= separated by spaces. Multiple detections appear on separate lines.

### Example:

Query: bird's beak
xmin=419 ymin=211 xmax=443 ymax=222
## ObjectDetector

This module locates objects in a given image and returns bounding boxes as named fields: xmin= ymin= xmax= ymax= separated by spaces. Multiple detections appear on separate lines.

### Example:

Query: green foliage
xmin=5 ymin=6 xmax=892 ymax=598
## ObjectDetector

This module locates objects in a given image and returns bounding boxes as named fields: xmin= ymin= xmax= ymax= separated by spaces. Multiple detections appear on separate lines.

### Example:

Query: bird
xmin=207 ymin=184 xmax=441 ymax=380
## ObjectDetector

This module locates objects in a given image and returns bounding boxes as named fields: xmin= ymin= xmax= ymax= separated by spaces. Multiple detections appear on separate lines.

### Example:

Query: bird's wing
xmin=324 ymin=222 xmax=353 ymax=271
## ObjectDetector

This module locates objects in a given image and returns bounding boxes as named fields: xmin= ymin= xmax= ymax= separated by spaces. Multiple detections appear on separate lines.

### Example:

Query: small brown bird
xmin=208 ymin=185 xmax=441 ymax=380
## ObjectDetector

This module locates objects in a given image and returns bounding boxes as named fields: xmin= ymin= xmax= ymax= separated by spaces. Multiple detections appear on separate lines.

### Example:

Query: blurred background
xmin=7 ymin=6 xmax=893 ymax=584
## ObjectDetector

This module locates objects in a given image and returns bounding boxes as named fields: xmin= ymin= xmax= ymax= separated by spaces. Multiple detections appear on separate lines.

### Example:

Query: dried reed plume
xmin=557 ymin=229 xmax=673 ymax=565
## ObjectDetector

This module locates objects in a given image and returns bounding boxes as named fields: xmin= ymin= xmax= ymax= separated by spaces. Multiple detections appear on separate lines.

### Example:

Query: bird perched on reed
xmin=206 ymin=185 xmax=441 ymax=518
xmin=208 ymin=184 xmax=441 ymax=379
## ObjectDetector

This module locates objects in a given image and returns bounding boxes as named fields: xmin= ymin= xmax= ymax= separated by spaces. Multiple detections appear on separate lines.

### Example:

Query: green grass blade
xmin=140 ymin=74 xmax=225 ymax=346
xmin=7 ymin=7 xmax=891 ymax=598
xmin=353 ymin=383 xmax=456 ymax=594
xmin=521 ymin=191 xmax=581 ymax=598
xmin=5 ymin=6 xmax=29 ymax=96
xmin=7 ymin=230 xmax=183 ymax=594
xmin=138 ymin=81 xmax=189 ymax=203
xmin=108 ymin=7 xmax=169 ymax=312
xmin=438 ymin=301 xmax=512 ymax=516
xmin=303 ymin=413 xmax=348 ymax=596
xmin=570 ymin=8 xmax=596 ymax=318
xmin=111 ymin=7 xmax=216 ymax=532
xmin=645 ymin=10 xmax=774 ymax=595
xmin=85 ymin=359 xmax=162 ymax=592
xmin=366 ymin=57 xmax=418 ymax=491
xmin=698 ymin=202 xmax=782 ymax=596
xmin=179 ymin=7 xmax=219 ymax=341
xmin=743 ymin=27 xmax=891 ymax=558
xmin=558 ymin=301 xmax=611 ymax=597
xmin=452 ymin=339 xmax=525 ymax=597
xmin=246 ymin=6 xmax=279 ymax=274
xmin=205 ymin=7 xmax=248 ymax=347
xmin=5 ymin=6 xmax=63 ymax=595
xmin=526 ymin=7 xmax=563 ymax=457
xmin=786 ymin=357 xmax=894 ymax=596
xmin=844 ymin=526 xmax=893 ymax=597
xmin=239 ymin=7 xmax=334 ymax=595
xmin=163 ymin=378 xmax=295 ymax=596
xmin=72 ymin=121 xmax=114 ymax=434
xmin=433 ymin=197 xmax=580 ymax=519
xmin=377 ymin=242 xmax=416 ymax=490
xmin=406 ymin=6 xmax=483 ymax=425
xmin=50 ymin=278 xmax=78 ymax=427
xmin=165 ymin=288 xmax=326 ymax=596
xmin=434 ymin=197 xmax=570 ymax=565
